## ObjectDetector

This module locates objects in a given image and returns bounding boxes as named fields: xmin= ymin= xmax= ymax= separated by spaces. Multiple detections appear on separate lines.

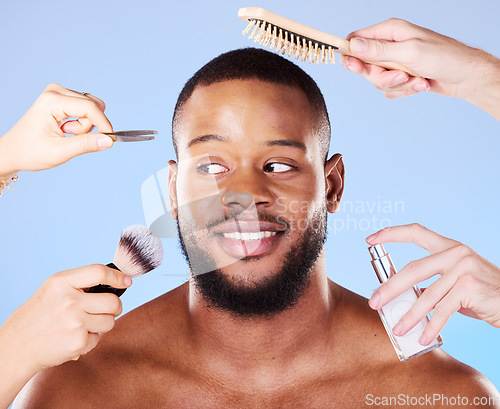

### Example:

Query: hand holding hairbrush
xmin=238 ymin=7 xmax=419 ymax=77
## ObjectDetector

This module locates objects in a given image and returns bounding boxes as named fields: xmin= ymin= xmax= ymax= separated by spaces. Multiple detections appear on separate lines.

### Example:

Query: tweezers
xmin=103 ymin=130 xmax=158 ymax=142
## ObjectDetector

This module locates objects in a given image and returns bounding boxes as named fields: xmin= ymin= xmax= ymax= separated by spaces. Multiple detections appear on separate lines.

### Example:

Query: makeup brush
xmin=86 ymin=225 xmax=163 ymax=297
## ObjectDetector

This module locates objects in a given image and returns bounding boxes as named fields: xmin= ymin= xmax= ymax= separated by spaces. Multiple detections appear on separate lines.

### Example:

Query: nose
xmin=219 ymin=169 xmax=275 ymax=212
xmin=221 ymin=190 xmax=254 ymax=210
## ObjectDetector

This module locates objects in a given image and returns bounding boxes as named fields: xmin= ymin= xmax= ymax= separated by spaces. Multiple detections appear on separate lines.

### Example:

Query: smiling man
xmin=15 ymin=48 xmax=498 ymax=408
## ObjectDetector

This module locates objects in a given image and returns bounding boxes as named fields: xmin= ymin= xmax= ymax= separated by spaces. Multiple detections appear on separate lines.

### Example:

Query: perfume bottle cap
xmin=369 ymin=243 xmax=387 ymax=260
xmin=368 ymin=244 xmax=396 ymax=283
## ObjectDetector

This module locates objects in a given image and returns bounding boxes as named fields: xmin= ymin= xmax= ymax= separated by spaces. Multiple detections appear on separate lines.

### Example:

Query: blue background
xmin=1 ymin=0 xmax=499 ymax=397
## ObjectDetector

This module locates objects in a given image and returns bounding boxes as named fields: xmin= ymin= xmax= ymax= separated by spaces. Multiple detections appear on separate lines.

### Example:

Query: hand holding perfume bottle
xmin=367 ymin=223 xmax=500 ymax=348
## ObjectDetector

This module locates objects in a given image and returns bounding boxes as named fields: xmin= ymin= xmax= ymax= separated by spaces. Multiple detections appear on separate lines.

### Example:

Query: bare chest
xmin=102 ymin=371 xmax=380 ymax=409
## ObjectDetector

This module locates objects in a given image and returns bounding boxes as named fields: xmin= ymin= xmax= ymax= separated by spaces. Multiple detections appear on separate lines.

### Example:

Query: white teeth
xmin=222 ymin=231 xmax=277 ymax=241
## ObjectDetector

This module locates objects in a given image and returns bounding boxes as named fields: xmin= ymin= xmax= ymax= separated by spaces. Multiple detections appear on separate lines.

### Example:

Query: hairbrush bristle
xmin=113 ymin=225 xmax=163 ymax=278
xmin=242 ymin=18 xmax=336 ymax=64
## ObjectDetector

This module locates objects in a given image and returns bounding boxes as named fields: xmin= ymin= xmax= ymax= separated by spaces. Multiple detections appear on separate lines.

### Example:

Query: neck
xmin=187 ymin=255 xmax=339 ymax=371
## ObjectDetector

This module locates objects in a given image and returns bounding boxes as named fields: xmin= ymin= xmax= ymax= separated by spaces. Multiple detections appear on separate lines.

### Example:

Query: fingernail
xmin=366 ymin=233 xmax=378 ymax=244
xmin=393 ymin=73 xmax=408 ymax=86
xmin=123 ymin=275 xmax=132 ymax=287
xmin=392 ymin=321 xmax=404 ymax=336
xmin=368 ymin=292 xmax=380 ymax=309
xmin=97 ymin=135 xmax=113 ymax=150
xmin=350 ymin=37 xmax=367 ymax=54
xmin=413 ymin=82 xmax=430 ymax=92
xmin=418 ymin=333 xmax=429 ymax=346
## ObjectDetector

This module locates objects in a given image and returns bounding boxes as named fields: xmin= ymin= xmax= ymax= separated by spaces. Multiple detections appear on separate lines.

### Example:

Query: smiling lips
xmin=211 ymin=220 xmax=285 ymax=258
xmin=221 ymin=231 xmax=277 ymax=240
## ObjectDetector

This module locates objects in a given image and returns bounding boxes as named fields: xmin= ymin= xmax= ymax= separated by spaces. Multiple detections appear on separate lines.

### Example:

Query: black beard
xmin=177 ymin=208 xmax=327 ymax=319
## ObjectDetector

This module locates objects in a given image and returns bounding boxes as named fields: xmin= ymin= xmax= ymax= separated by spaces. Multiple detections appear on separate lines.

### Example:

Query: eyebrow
xmin=187 ymin=134 xmax=227 ymax=148
xmin=266 ymin=139 xmax=306 ymax=152
xmin=187 ymin=134 xmax=307 ymax=152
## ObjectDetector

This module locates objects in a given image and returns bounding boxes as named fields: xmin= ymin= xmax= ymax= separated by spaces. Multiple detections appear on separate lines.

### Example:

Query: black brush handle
xmin=85 ymin=263 xmax=127 ymax=297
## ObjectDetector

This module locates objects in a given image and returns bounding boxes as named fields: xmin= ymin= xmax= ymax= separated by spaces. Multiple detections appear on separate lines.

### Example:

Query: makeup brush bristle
xmin=113 ymin=225 xmax=163 ymax=278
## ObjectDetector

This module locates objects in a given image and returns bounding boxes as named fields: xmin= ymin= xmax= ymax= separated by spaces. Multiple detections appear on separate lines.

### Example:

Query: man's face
xmin=169 ymin=79 xmax=343 ymax=317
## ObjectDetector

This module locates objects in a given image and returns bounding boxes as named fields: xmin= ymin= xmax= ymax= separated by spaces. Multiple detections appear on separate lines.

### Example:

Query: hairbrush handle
xmin=341 ymin=44 xmax=420 ymax=77
xmin=85 ymin=263 xmax=127 ymax=297
xmin=325 ymin=33 xmax=420 ymax=76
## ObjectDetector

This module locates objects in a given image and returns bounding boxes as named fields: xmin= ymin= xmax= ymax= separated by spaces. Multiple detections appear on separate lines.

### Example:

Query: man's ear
xmin=168 ymin=160 xmax=178 ymax=220
xmin=325 ymin=153 xmax=344 ymax=213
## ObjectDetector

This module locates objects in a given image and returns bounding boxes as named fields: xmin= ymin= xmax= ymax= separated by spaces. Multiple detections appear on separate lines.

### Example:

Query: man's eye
xmin=197 ymin=163 xmax=228 ymax=174
xmin=264 ymin=162 xmax=296 ymax=173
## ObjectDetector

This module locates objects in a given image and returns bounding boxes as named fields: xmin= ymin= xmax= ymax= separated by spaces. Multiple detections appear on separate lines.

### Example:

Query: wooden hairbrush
xmin=238 ymin=7 xmax=419 ymax=77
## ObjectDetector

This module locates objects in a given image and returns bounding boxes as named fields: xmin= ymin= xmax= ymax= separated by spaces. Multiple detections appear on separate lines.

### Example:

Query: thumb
xmin=349 ymin=37 xmax=416 ymax=65
xmin=58 ymin=133 xmax=114 ymax=161
xmin=64 ymin=264 xmax=133 ymax=290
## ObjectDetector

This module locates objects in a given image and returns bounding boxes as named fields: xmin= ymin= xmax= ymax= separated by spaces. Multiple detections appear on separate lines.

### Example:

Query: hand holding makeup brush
xmin=0 ymin=225 xmax=162 ymax=409
xmin=0 ymin=265 xmax=131 ymax=409
xmin=0 ymin=83 xmax=115 ymax=182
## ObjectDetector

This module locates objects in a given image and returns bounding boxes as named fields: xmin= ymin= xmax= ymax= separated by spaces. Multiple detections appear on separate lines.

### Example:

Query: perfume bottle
xmin=368 ymin=244 xmax=443 ymax=361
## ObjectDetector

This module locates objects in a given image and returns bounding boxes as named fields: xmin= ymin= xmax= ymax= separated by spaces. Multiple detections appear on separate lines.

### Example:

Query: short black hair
xmin=172 ymin=47 xmax=331 ymax=161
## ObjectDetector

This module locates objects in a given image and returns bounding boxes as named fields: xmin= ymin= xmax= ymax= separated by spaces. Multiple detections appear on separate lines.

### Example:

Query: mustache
xmin=205 ymin=211 xmax=290 ymax=231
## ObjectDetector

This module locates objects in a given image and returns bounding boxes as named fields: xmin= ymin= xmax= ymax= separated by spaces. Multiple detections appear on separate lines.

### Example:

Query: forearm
xmin=0 ymin=327 xmax=40 ymax=409
xmin=0 ymin=369 xmax=34 ymax=409
xmin=0 ymin=132 xmax=20 ymax=181
xmin=461 ymin=51 xmax=500 ymax=120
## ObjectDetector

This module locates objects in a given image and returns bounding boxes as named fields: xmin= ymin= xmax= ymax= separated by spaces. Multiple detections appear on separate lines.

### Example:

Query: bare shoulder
xmin=330 ymin=281 xmax=499 ymax=407
xmin=409 ymin=350 xmax=500 ymax=407
xmin=13 ymin=283 xmax=189 ymax=409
